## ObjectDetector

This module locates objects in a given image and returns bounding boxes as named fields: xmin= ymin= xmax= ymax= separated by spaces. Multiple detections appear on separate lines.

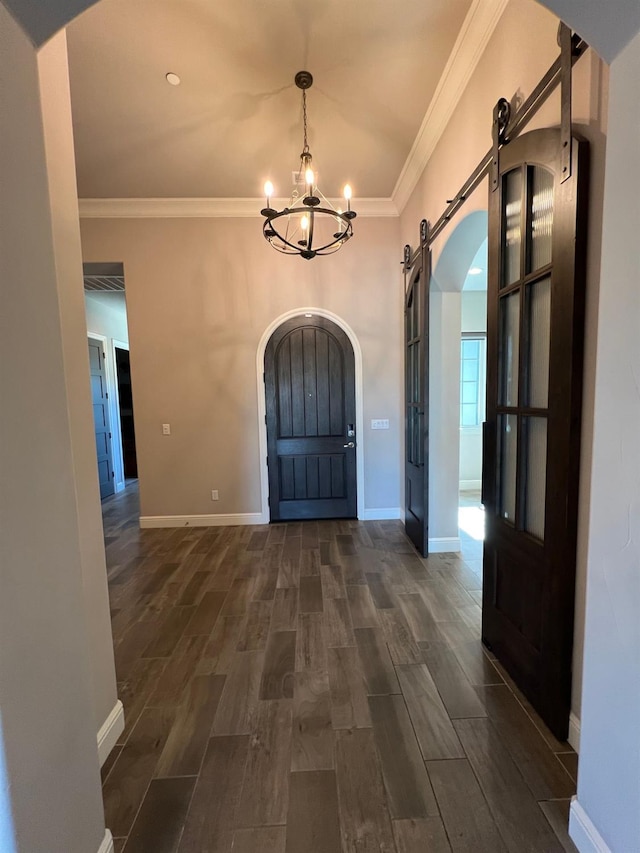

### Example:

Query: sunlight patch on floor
xmin=458 ymin=505 xmax=485 ymax=541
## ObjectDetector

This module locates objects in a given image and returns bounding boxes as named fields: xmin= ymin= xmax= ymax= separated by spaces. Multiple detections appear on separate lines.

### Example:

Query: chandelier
xmin=261 ymin=71 xmax=356 ymax=260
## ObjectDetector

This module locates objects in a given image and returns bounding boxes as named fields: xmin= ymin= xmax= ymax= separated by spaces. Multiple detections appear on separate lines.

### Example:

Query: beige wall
xmin=399 ymin=0 xmax=609 ymax=728
xmin=80 ymin=216 xmax=403 ymax=520
xmin=0 ymin=8 xmax=108 ymax=851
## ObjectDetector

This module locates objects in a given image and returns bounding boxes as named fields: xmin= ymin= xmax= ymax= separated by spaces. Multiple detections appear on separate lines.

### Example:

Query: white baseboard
xmin=98 ymin=828 xmax=114 ymax=853
xmin=141 ymin=510 xmax=407 ymax=526
xmin=459 ymin=480 xmax=482 ymax=491
xmin=429 ymin=536 xmax=462 ymax=553
xmin=361 ymin=507 xmax=402 ymax=521
xmin=97 ymin=700 xmax=124 ymax=767
xmin=569 ymin=798 xmax=611 ymax=853
xmin=568 ymin=711 xmax=581 ymax=753
xmin=140 ymin=512 xmax=265 ymax=529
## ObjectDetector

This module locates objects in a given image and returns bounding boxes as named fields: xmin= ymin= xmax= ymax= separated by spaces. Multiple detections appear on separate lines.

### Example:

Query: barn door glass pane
xmin=526 ymin=276 xmax=551 ymax=408
xmin=524 ymin=416 xmax=547 ymax=540
xmin=528 ymin=167 xmax=554 ymax=273
xmin=499 ymin=291 xmax=520 ymax=406
xmin=502 ymin=169 xmax=523 ymax=287
xmin=498 ymin=414 xmax=518 ymax=523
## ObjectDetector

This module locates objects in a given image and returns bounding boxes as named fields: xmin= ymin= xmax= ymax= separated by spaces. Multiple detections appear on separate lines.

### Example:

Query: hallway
xmin=101 ymin=484 xmax=578 ymax=853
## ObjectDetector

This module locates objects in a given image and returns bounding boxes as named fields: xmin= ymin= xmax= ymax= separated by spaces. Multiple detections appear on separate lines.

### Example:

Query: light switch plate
xmin=162 ymin=423 xmax=171 ymax=435
xmin=371 ymin=419 xmax=389 ymax=430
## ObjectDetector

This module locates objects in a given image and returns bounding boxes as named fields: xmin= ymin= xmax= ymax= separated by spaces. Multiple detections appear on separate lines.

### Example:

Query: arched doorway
xmin=263 ymin=313 xmax=358 ymax=521
xmin=429 ymin=210 xmax=488 ymax=553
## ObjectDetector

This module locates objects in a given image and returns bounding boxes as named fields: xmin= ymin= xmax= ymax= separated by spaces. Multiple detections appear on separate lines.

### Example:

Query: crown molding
xmin=78 ymin=196 xmax=399 ymax=219
xmin=392 ymin=0 xmax=509 ymax=214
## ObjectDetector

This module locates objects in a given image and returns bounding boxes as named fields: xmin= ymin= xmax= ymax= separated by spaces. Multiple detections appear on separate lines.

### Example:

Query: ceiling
xmin=66 ymin=0 xmax=474 ymax=200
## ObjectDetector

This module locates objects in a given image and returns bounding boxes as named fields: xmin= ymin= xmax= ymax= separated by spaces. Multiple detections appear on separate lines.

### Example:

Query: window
xmin=460 ymin=335 xmax=486 ymax=428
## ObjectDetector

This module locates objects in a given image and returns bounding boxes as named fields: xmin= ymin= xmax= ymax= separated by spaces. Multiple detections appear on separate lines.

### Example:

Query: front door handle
xmin=343 ymin=441 xmax=355 ymax=448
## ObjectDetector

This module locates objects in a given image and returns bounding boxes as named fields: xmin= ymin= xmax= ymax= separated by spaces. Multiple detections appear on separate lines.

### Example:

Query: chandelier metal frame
xmin=261 ymin=71 xmax=356 ymax=260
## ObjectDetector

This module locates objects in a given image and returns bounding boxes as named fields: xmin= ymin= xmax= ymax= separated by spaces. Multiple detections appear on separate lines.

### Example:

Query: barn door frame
xmin=256 ymin=308 xmax=365 ymax=524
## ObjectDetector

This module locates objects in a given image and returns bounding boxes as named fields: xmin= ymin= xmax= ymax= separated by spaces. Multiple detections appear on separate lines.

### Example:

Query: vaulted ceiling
xmin=66 ymin=0 xmax=475 ymax=200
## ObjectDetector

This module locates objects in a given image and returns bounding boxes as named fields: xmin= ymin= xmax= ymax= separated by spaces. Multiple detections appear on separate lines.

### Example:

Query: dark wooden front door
xmin=482 ymin=128 xmax=589 ymax=739
xmin=404 ymin=234 xmax=430 ymax=555
xmin=88 ymin=337 xmax=115 ymax=499
xmin=265 ymin=315 xmax=357 ymax=521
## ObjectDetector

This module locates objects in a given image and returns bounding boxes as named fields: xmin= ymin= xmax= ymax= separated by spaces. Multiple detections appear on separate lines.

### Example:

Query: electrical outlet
xmin=371 ymin=419 xmax=390 ymax=430
xmin=162 ymin=423 xmax=171 ymax=435
xmin=211 ymin=490 xmax=219 ymax=501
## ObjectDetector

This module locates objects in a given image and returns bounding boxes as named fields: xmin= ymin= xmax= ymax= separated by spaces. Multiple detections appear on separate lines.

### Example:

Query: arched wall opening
xmin=429 ymin=210 xmax=488 ymax=550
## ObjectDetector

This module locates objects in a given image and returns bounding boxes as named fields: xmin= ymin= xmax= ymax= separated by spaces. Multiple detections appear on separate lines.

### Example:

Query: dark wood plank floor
xmin=101 ymin=483 xmax=578 ymax=853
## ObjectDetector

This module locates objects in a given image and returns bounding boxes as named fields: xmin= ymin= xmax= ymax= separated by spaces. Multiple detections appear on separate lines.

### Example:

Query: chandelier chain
xmin=302 ymin=89 xmax=309 ymax=156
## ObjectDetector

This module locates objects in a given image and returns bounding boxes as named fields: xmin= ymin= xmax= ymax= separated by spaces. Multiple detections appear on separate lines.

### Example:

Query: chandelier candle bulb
xmin=305 ymin=168 xmax=314 ymax=191
xmin=261 ymin=181 xmax=276 ymax=217
xmin=344 ymin=184 xmax=352 ymax=214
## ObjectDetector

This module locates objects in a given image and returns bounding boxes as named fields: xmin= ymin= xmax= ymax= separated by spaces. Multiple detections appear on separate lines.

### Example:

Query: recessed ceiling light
xmin=165 ymin=72 xmax=181 ymax=86
xmin=469 ymin=267 xmax=483 ymax=275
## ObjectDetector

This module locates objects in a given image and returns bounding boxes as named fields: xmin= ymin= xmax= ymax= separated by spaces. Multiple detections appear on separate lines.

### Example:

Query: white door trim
xmin=256 ymin=308 xmax=365 ymax=523
xmin=87 ymin=332 xmax=122 ymax=494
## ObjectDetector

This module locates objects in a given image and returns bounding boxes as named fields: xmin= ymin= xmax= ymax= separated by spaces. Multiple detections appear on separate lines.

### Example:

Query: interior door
xmin=482 ymin=128 xmax=589 ymax=739
xmin=404 ymin=239 xmax=429 ymax=555
xmin=88 ymin=338 xmax=115 ymax=499
xmin=265 ymin=315 xmax=357 ymax=521
xmin=115 ymin=347 xmax=138 ymax=478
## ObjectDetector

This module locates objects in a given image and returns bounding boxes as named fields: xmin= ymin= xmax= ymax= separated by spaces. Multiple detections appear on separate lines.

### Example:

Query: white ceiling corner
xmin=391 ymin=0 xmax=509 ymax=213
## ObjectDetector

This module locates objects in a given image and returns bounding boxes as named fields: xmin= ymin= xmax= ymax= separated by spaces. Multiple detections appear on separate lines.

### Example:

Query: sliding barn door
xmin=404 ymin=236 xmax=430 ymax=555
xmin=482 ymin=128 xmax=589 ymax=739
